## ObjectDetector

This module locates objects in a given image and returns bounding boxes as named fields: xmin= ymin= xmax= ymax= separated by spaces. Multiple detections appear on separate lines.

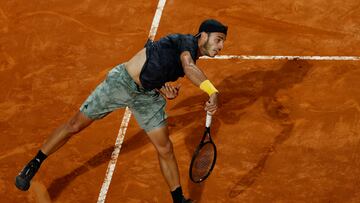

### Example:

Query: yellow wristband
xmin=200 ymin=80 xmax=219 ymax=96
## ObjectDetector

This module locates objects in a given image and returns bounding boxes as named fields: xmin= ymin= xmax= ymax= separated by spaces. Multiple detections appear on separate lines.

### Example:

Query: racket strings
xmin=191 ymin=143 xmax=215 ymax=181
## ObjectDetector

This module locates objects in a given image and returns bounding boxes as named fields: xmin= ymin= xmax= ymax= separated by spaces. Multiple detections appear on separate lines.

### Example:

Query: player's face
xmin=203 ymin=32 xmax=226 ymax=57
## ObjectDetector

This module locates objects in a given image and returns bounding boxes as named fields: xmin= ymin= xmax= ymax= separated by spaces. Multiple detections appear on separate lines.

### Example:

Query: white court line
xmin=97 ymin=107 xmax=131 ymax=203
xmin=97 ymin=0 xmax=167 ymax=202
xmin=201 ymin=55 xmax=360 ymax=60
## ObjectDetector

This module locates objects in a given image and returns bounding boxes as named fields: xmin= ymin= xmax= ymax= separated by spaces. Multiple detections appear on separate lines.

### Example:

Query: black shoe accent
xmin=15 ymin=159 xmax=40 ymax=191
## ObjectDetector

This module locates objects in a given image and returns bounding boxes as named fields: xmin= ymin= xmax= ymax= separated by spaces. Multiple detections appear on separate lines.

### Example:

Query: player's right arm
xmin=180 ymin=51 xmax=219 ymax=114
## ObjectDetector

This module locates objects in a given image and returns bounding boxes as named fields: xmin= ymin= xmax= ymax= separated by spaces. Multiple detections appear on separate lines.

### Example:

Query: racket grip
xmin=206 ymin=111 xmax=212 ymax=127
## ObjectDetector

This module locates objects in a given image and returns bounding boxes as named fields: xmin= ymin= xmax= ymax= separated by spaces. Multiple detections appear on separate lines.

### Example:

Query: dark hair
xmin=195 ymin=19 xmax=228 ymax=37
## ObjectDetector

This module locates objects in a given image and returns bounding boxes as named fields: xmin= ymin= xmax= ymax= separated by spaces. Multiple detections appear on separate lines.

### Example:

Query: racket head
xmin=189 ymin=140 xmax=217 ymax=183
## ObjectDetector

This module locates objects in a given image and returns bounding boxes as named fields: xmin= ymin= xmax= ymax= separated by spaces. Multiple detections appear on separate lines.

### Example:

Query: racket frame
xmin=189 ymin=112 xmax=217 ymax=183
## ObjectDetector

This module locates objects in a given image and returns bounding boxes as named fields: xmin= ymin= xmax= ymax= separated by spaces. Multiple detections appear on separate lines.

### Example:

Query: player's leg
xmin=131 ymin=90 xmax=192 ymax=203
xmin=147 ymin=125 xmax=180 ymax=189
xmin=41 ymin=111 xmax=94 ymax=155
xmin=15 ymin=63 xmax=130 ymax=191
xmin=15 ymin=111 xmax=94 ymax=191
xmin=146 ymin=126 xmax=192 ymax=203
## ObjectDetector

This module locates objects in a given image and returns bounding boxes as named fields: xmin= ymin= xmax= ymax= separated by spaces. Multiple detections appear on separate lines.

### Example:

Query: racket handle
xmin=206 ymin=111 xmax=212 ymax=127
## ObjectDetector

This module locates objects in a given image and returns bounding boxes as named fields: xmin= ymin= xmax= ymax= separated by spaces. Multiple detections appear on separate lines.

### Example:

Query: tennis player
xmin=15 ymin=19 xmax=227 ymax=203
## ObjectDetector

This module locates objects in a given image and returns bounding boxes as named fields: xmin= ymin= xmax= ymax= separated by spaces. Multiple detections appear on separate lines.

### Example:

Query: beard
xmin=202 ymin=37 xmax=213 ymax=57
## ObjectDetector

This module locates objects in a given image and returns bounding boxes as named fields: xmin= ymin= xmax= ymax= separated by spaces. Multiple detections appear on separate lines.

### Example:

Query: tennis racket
xmin=189 ymin=111 xmax=217 ymax=183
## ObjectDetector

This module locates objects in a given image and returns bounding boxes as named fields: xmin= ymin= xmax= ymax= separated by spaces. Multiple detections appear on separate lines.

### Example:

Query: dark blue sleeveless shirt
xmin=140 ymin=34 xmax=198 ymax=90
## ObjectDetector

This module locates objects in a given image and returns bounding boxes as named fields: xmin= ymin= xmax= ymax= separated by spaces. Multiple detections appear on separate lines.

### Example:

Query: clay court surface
xmin=1 ymin=0 xmax=360 ymax=202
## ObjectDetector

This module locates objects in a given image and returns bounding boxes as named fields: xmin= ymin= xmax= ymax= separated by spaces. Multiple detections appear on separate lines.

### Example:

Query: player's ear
xmin=200 ymin=32 xmax=208 ymax=41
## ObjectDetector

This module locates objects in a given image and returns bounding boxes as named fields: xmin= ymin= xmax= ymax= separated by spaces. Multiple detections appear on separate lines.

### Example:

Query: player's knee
xmin=65 ymin=119 xmax=83 ymax=134
xmin=157 ymin=141 xmax=174 ymax=159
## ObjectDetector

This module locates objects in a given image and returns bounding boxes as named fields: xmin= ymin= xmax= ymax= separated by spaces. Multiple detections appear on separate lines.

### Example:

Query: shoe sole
xmin=15 ymin=175 xmax=30 ymax=191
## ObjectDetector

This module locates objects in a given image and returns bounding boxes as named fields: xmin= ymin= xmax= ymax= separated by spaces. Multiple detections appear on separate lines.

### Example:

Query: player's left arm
xmin=157 ymin=83 xmax=181 ymax=100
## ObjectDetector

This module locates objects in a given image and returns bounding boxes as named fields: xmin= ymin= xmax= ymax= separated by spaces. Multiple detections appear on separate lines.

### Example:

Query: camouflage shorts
xmin=80 ymin=63 xmax=167 ymax=132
